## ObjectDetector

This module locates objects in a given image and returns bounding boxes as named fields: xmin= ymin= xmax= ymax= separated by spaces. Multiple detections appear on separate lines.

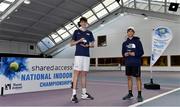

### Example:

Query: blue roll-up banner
xmin=151 ymin=26 xmax=173 ymax=66
xmin=0 ymin=57 xmax=73 ymax=95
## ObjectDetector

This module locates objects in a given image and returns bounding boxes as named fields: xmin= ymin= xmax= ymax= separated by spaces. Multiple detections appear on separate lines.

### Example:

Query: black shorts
xmin=125 ymin=66 xmax=141 ymax=77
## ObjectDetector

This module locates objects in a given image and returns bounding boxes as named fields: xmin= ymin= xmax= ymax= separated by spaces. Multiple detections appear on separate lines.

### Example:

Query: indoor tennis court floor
xmin=0 ymin=71 xmax=179 ymax=106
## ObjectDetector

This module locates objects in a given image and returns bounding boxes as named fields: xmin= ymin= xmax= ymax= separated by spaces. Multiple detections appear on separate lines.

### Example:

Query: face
xmin=127 ymin=30 xmax=135 ymax=38
xmin=80 ymin=20 xmax=88 ymax=28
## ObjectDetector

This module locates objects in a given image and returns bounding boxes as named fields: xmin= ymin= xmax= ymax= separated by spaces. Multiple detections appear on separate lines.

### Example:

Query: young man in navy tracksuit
xmin=122 ymin=27 xmax=144 ymax=102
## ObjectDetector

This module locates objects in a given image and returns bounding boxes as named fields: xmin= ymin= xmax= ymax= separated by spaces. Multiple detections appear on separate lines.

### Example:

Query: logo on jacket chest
xmin=127 ymin=43 xmax=136 ymax=49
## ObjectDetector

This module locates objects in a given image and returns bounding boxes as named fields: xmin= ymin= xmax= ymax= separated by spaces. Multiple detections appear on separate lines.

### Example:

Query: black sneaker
xmin=122 ymin=93 xmax=133 ymax=100
xmin=137 ymin=95 xmax=143 ymax=102
xmin=71 ymin=95 xmax=78 ymax=103
xmin=81 ymin=93 xmax=94 ymax=100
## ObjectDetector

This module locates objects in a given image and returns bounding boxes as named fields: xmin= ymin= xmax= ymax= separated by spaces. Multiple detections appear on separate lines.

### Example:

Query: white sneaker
xmin=81 ymin=93 xmax=94 ymax=100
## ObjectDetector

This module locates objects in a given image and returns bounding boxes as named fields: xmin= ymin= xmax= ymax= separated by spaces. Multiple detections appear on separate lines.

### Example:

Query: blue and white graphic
xmin=0 ymin=57 xmax=28 ymax=80
xmin=151 ymin=26 xmax=173 ymax=66
xmin=154 ymin=27 xmax=171 ymax=40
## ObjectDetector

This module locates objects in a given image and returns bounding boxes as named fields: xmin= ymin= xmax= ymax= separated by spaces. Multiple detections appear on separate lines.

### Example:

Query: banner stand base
xmin=144 ymin=79 xmax=160 ymax=90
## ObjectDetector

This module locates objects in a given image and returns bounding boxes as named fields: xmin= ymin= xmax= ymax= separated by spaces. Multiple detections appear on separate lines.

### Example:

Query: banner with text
xmin=151 ymin=26 xmax=173 ymax=66
xmin=0 ymin=57 xmax=73 ymax=95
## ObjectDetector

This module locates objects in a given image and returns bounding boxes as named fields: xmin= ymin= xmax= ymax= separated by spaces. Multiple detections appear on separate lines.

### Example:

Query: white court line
xmin=128 ymin=87 xmax=180 ymax=107
xmin=88 ymin=81 xmax=173 ymax=90
xmin=89 ymin=80 xmax=176 ymax=90
xmin=89 ymin=80 xmax=180 ymax=87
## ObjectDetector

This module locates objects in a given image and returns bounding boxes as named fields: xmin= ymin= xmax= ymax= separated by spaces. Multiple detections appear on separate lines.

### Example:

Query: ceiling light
xmin=120 ymin=13 xmax=124 ymax=16
xmin=15 ymin=9 xmax=18 ymax=12
xmin=100 ymin=24 xmax=104 ymax=27
xmin=7 ymin=17 xmax=10 ymax=19
xmin=141 ymin=13 xmax=148 ymax=20
xmin=144 ymin=17 xmax=148 ymax=20
xmin=24 ymin=0 xmax=31 ymax=4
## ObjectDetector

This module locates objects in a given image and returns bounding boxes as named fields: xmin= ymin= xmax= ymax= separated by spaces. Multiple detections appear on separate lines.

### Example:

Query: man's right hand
xmin=124 ymin=52 xmax=129 ymax=57
xmin=70 ymin=38 xmax=85 ymax=46
xmin=78 ymin=38 xmax=85 ymax=43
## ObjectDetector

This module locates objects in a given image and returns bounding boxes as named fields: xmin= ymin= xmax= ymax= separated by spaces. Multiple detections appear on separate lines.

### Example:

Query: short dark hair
xmin=78 ymin=17 xmax=88 ymax=27
xmin=127 ymin=28 xmax=135 ymax=33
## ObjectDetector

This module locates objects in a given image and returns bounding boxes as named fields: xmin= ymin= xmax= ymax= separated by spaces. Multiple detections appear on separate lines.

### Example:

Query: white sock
xmin=72 ymin=89 xmax=76 ymax=96
xmin=82 ymin=88 xmax=87 ymax=95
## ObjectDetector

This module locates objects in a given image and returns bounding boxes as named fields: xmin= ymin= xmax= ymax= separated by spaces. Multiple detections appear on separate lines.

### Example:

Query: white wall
xmin=0 ymin=40 xmax=40 ymax=55
xmin=54 ymin=14 xmax=180 ymax=71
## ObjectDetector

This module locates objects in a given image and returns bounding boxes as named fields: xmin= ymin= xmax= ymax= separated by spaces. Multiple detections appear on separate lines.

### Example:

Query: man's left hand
xmin=129 ymin=52 xmax=135 ymax=56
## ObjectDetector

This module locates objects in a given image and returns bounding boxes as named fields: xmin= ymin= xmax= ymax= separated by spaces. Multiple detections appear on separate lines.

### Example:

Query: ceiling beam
xmin=31 ymin=0 xmax=56 ymax=8
xmin=148 ymin=0 xmax=151 ymax=11
xmin=19 ymin=7 xmax=68 ymax=23
xmin=2 ymin=21 xmax=29 ymax=27
xmin=58 ymin=7 xmax=80 ymax=15
xmin=0 ymin=34 xmax=39 ymax=43
xmin=0 ymin=31 xmax=41 ymax=41
xmin=1 ymin=21 xmax=56 ymax=34
xmin=20 ymin=7 xmax=46 ymax=15
xmin=11 ymin=15 xmax=62 ymax=26
xmin=134 ymin=0 xmax=136 ymax=9
xmin=164 ymin=0 xmax=167 ymax=13
xmin=32 ymin=0 xmax=81 ymax=15
xmin=0 ymin=27 xmax=43 ymax=37
xmin=71 ymin=0 xmax=97 ymax=9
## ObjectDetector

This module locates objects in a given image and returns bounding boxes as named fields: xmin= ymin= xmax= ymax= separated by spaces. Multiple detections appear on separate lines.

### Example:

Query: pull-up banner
xmin=151 ymin=26 xmax=173 ymax=66
xmin=0 ymin=57 xmax=73 ymax=95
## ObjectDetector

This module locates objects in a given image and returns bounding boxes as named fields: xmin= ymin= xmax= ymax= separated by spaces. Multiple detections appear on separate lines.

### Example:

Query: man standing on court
xmin=122 ymin=27 xmax=144 ymax=102
xmin=70 ymin=17 xmax=95 ymax=103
